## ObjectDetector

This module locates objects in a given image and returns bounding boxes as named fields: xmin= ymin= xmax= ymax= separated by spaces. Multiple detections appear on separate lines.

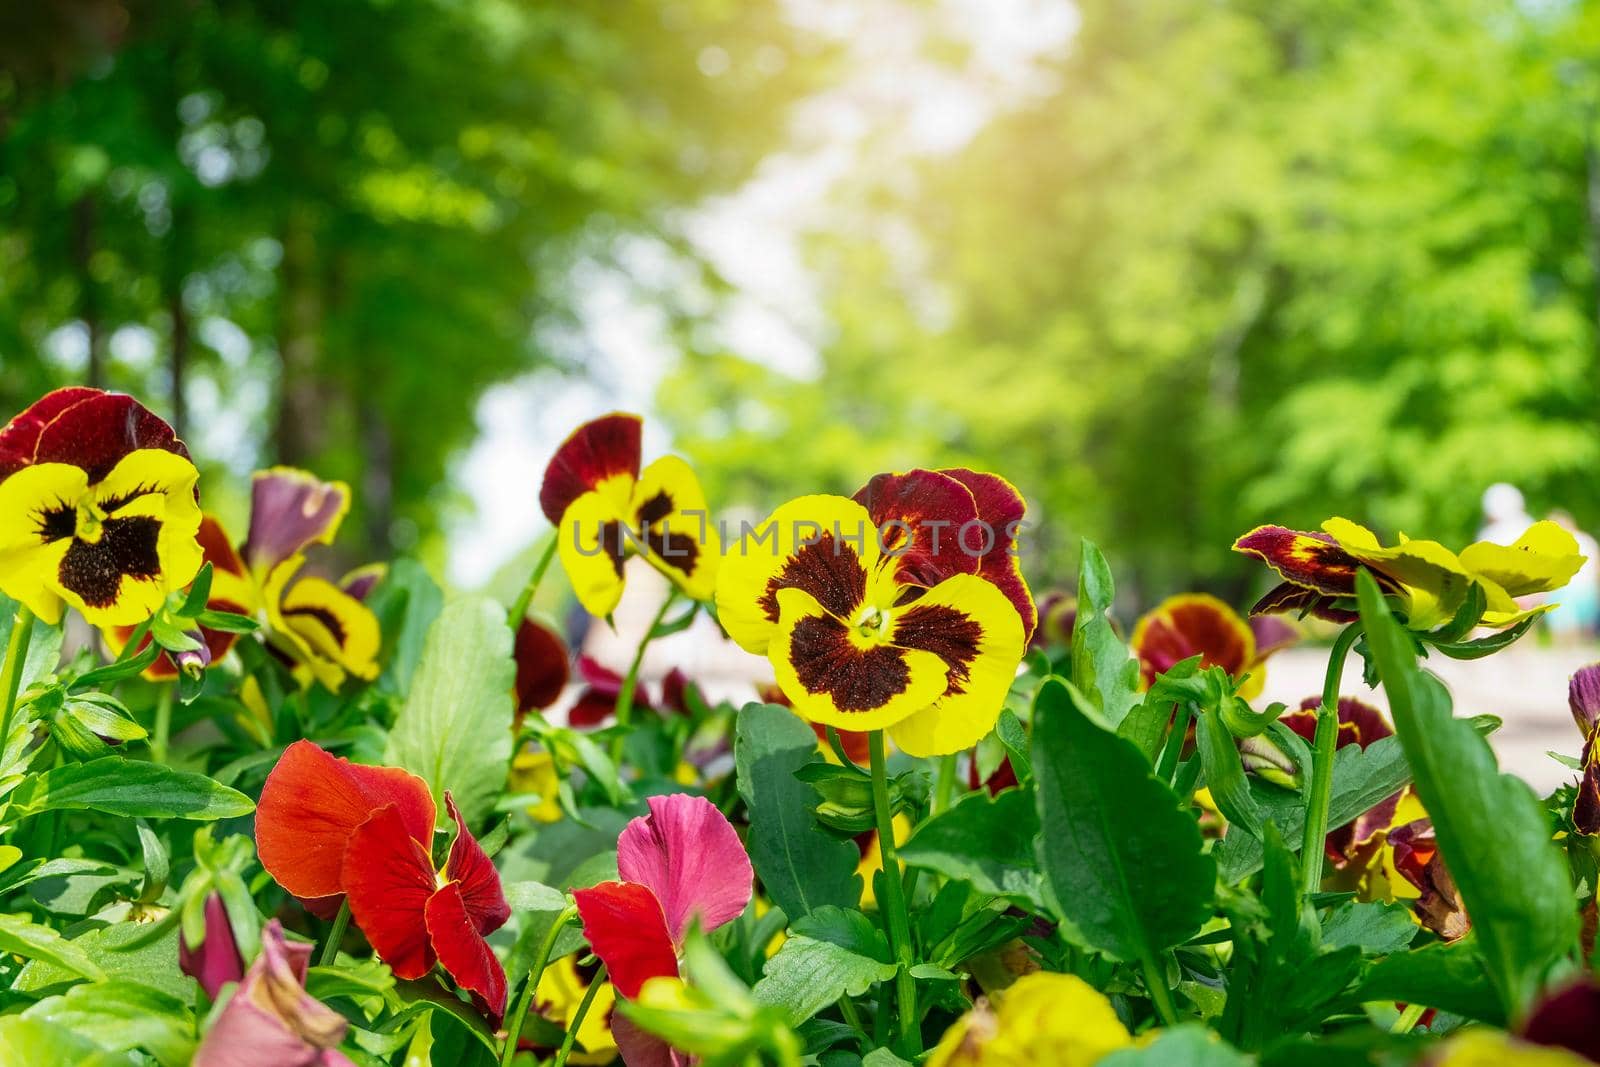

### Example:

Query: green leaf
xmin=0 ymin=912 xmax=106 ymax=980
xmin=1358 ymin=571 xmax=1577 ymax=1021
xmin=1354 ymin=937 xmax=1504 ymax=1024
xmin=0 ymin=593 xmax=63 ymax=690
xmin=385 ymin=596 xmax=516 ymax=828
xmin=1214 ymin=733 xmax=1410 ymax=883
xmin=18 ymin=908 xmax=192 ymax=1000
xmin=1100 ymin=1025 xmax=1252 ymax=1066
xmin=1069 ymin=540 xmax=1140 ymax=727
xmin=0 ymin=1018 xmax=139 ymax=1067
xmin=1195 ymin=707 xmax=1260 ymax=837
xmin=5 ymin=757 xmax=254 ymax=820
xmin=1319 ymin=900 xmax=1417 ymax=955
xmin=753 ymin=935 xmax=897 ymax=1025
xmin=899 ymin=788 xmax=1044 ymax=907
xmin=366 ymin=558 xmax=444 ymax=698
xmin=1032 ymin=677 xmax=1215 ymax=959
xmin=734 ymin=703 xmax=861 ymax=920
xmin=994 ymin=709 xmax=1033 ymax=784
xmin=23 ymin=981 xmax=195 ymax=1067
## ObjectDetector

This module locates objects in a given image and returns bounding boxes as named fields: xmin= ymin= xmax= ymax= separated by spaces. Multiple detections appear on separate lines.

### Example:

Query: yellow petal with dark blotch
xmin=0 ymin=462 xmax=84 ymax=624
xmin=631 ymin=455 xmax=719 ymax=602
xmin=769 ymin=586 xmax=947 ymax=732
xmin=556 ymin=489 xmax=631 ymax=619
xmin=1322 ymin=518 xmax=1471 ymax=632
xmin=715 ymin=495 xmax=880 ymax=656
xmin=277 ymin=572 xmax=381 ymax=688
xmin=65 ymin=449 xmax=204 ymax=627
xmin=886 ymin=573 xmax=1025 ymax=757
xmin=1459 ymin=519 xmax=1585 ymax=599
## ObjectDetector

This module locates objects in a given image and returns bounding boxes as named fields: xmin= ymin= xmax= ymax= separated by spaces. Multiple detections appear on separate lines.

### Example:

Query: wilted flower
xmin=1235 ymin=518 xmax=1583 ymax=632
xmin=717 ymin=480 xmax=1027 ymax=757
xmin=1389 ymin=819 xmax=1468 ymax=941
xmin=192 ymin=919 xmax=355 ymax=1067
xmin=1131 ymin=593 xmax=1297 ymax=699
xmin=0 ymin=387 xmax=204 ymax=626
xmin=540 ymin=413 xmax=719 ymax=617
xmin=256 ymin=741 xmax=511 ymax=1018
xmin=926 ymin=971 xmax=1132 ymax=1067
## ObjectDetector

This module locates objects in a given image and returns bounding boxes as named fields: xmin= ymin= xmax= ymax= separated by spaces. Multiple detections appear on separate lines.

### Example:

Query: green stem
xmin=319 ymin=898 xmax=351 ymax=966
xmin=1390 ymin=1001 xmax=1427 ymax=1034
xmin=932 ymin=754 xmax=956 ymax=815
xmin=1301 ymin=623 xmax=1363 ymax=891
xmin=501 ymin=905 xmax=577 ymax=1067
xmin=608 ymin=593 xmax=677 ymax=764
xmin=1155 ymin=702 xmax=1193 ymax=785
xmin=506 ymin=538 xmax=558 ymax=630
xmin=0 ymin=604 xmax=35 ymax=758
xmin=868 ymin=731 xmax=920 ymax=1055
xmin=838 ymin=994 xmax=866 ymax=1034
xmin=115 ymin=616 xmax=153 ymax=664
xmin=152 ymin=685 xmax=174 ymax=764
xmin=1139 ymin=949 xmax=1179 ymax=1027
xmin=551 ymin=962 xmax=606 ymax=1067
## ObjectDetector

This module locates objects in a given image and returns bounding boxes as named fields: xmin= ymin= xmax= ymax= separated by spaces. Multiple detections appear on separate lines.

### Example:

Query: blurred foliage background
xmin=5 ymin=0 xmax=1600 ymax=607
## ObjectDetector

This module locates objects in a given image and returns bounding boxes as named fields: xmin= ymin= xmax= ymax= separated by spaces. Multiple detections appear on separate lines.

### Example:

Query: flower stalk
xmin=609 ymin=592 xmax=677 ymax=763
xmin=500 ymin=904 xmax=577 ymax=1067
xmin=318 ymin=898 xmax=351 ymax=967
xmin=1301 ymin=622 xmax=1363 ymax=890
xmin=507 ymin=538 xmax=558 ymax=631
xmin=869 ymin=730 xmax=920 ymax=1054
xmin=0 ymin=603 xmax=35 ymax=757
xmin=552 ymin=962 xmax=607 ymax=1067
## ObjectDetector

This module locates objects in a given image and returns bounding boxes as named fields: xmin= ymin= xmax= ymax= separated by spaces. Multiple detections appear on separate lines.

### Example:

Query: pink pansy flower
xmin=574 ymin=793 xmax=753 ymax=1065
xmin=193 ymin=919 xmax=355 ymax=1067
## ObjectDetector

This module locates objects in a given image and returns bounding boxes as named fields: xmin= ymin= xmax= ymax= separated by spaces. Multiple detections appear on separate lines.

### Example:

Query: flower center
xmin=74 ymin=498 xmax=108 ymax=544
xmin=854 ymin=606 xmax=891 ymax=643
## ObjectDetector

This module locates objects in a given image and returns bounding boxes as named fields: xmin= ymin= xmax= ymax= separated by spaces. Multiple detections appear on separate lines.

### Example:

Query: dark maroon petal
xmin=1249 ymin=581 xmax=1360 ymax=623
xmin=788 ymin=613 xmax=915 ymax=712
xmin=0 ymin=387 xmax=103 ymax=479
xmin=514 ymin=617 xmax=570 ymax=713
xmin=940 ymin=468 xmax=1037 ymax=642
xmin=1576 ymin=757 xmax=1600 ymax=837
xmin=1520 ymin=977 xmax=1600 ymax=1061
xmin=25 ymin=389 xmax=188 ymax=483
xmin=1234 ymin=525 xmax=1363 ymax=597
xmin=852 ymin=469 xmax=980 ymax=588
xmin=539 ymin=413 xmax=642 ymax=524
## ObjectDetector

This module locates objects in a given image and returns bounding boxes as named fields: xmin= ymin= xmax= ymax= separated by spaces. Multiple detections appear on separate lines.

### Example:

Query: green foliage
xmin=1101 ymin=1026 xmax=1252 ymax=1067
xmin=1357 ymin=570 xmax=1578 ymax=1022
xmin=3 ymin=757 xmax=253 ymax=821
xmin=1069 ymin=541 xmax=1140 ymax=727
xmin=734 ymin=702 xmax=862 ymax=921
xmin=898 ymin=788 xmax=1043 ymax=907
xmin=1031 ymin=677 xmax=1215 ymax=961
xmin=753 ymin=907 xmax=897 ymax=1026
xmin=384 ymin=595 xmax=515 ymax=827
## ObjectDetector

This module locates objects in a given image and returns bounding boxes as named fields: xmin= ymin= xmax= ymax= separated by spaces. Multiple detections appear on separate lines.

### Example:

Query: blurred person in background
xmin=1479 ymin=483 xmax=1534 ymax=546
xmin=1545 ymin=511 xmax=1599 ymax=645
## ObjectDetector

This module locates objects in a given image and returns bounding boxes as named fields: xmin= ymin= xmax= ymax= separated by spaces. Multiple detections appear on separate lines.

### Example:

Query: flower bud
xmin=179 ymin=893 xmax=244 ymax=999
xmin=1571 ymin=665 xmax=1600 ymax=740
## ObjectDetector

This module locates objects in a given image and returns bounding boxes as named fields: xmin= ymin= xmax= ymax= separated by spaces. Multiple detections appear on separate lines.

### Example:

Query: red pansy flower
xmin=256 ymin=741 xmax=511 ymax=1018
xmin=1131 ymin=593 xmax=1298 ymax=699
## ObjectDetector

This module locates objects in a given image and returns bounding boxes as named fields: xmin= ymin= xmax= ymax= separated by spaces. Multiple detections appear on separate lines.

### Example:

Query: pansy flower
xmin=513 ymin=614 xmax=570 ymax=730
xmin=193 ymin=919 xmax=355 ymax=1067
xmin=1567 ymin=665 xmax=1600 ymax=836
xmin=716 ymin=491 xmax=1027 ymax=757
xmin=540 ymin=413 xmax=719 ymax=618
xmin=1131 ymin=593 xmax=1297 ymax=699
xmin=573 ymin=793 xmax=752 ymax=1067
xmin=926 ymin=971 xmax=1132 ymax=1067
xmin=0 ymin=387 xmax=204 ymax=626
xmin=1235 ymin=518 xmax=1584 ymax=631
xmin=112 ymin=470 xmax=381 ymax=690
xmin=256 ymin=740 xmax=511 ymax=1018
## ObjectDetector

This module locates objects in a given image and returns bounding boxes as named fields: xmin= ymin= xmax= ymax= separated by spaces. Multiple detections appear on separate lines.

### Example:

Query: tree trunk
xmin=274 ymin=207 xmax=326 ymax=465
xmin=71 ymin=193 xmax=106 ymax=388
xmin=360 ymin=402 xmax=394 ymax=556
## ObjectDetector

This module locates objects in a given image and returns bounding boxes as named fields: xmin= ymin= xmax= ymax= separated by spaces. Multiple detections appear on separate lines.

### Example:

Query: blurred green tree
xmin=663 ymin=0 xmax=1600 ymax=605
xmin=0 ymin=0 xmax=819 ymax=556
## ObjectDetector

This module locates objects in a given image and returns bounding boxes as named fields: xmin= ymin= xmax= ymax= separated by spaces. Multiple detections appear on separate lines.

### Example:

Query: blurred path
xmin=1259 ymin=644 xmax=1599 ymax=796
